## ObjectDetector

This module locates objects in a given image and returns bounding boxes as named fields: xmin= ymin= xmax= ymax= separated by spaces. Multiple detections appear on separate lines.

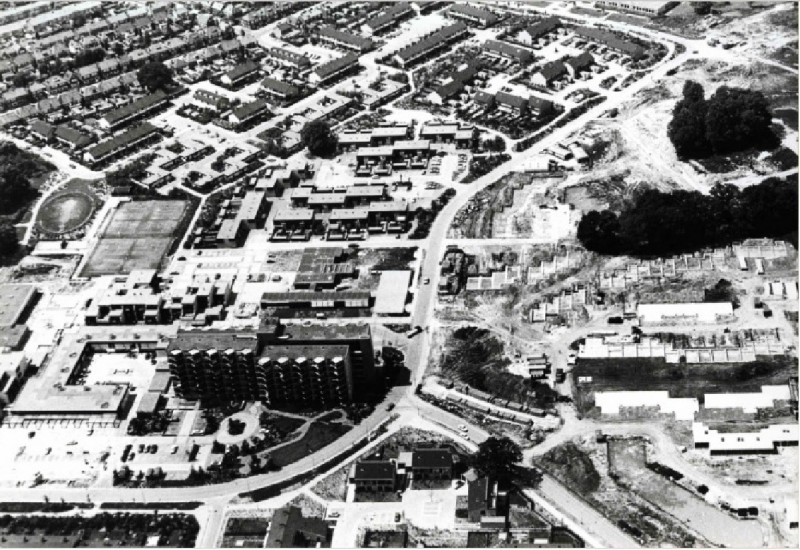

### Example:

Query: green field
xmin=270 ymin=420 xmax=351 ymax=467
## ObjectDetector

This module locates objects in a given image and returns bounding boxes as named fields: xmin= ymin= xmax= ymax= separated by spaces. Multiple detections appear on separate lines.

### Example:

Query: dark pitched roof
xmin=313 ymin=53 xmax=359 ymax=79
xmin=468 ymin=476 xmax=490 ymax=512
xmin=364 ymin=3 xmax=414 ymax=32
xmin=447 ymin=3 xmax=499 ymax=25
xmin=102 ymin=90 xmax=168 ymax=126
xmin=412 ymin=448 xmax=453 ymax=469
xmin=567 ymin=51 xmax=594 ymax=71
xmin=433 ymin=61 xmax=482 ymax=100
xmin=261 ymin=77 xmax=300 ymax=97
xmin=525 ymin=17 xmax=561 ymax=40
xmin=265 ymin=507 xmax=329 ymax=548
xmin=30 ymin=119 xmax=55 ymax=138
xmin=483 ymin=39 xmax=532 ymax=62
xmin=495 ymin=91 xmax=528 ymax=110
xmin=538 ymin=60 xmax=566 ymax=81
xmin=224 ymin=59 xmax=260 ymax=82
xmin=268 ymin=47 xmax=311 ymax=68
xmin=318 ymin=27 xmax=374 ymax=51
xmin=231 ymin=99 xmax=269 ymax=121
xmin=528 ymin=96 xmax=553 ymax=113
xmin=574 ymin=27 xmax=645 ymax=59
xmin=394 ymin=22 xmax=468 ymax=63
xmin=55 ymin=125 xmax=94 ymax=147
xmin=87 ymin=122 xmax=159 ymax=161
xmin=353 ymin=460 xmax=396 ymax=480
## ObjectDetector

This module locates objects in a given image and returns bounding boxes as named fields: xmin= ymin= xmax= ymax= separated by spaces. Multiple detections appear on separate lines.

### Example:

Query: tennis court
xmin=80 ymin=200 xmax=189 ymax=277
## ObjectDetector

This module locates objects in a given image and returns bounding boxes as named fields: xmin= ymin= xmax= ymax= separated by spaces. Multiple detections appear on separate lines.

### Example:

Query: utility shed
xmin=374 ymin=270 xmax=411 ymax=315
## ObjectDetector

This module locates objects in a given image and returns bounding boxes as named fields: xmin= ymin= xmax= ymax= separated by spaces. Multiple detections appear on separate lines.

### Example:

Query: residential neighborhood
xmin=0 ymin=0 xmax=795 ymax=548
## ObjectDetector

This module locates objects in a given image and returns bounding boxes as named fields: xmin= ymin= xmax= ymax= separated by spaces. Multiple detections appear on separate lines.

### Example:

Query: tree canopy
xmin=0 ymin=223 xmax=19 ymax=257
xmin=137 ymin=61 xmax=174 ymax=92
xmin=668 ymin=80 xmax=775 ymax=158
xmin=301 ymin=120 xmax=338 ymax=157
xmin=471 ymin=436 xmax=523 ymax=483
xmin=0 ymin=141 xmax=50 ymax=215
xmin=577 ymin=175 xmax=798 ymax=256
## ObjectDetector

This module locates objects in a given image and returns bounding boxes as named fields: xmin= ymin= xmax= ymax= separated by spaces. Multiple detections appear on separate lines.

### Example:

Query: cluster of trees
xmin=0 ymin=142 xmax=49 ymax=215
xmin=0 ymin=512 xmax=199 ymax=546
xmin=137 ymin=61 xmax=175 ymax=92
xmin=577 ymin=176 xmax=798 ymax=256
xmin=668 ymin=81 xmax=775 ymax=158
xmin=301 ymin=120 xmax=338 ymax=157
xmin=441 ymin=326 xmax=545 ymax=408
xmin=410 ymin=188 xmax=456 ymax=239
xmin=74 ymin=47 xmax=105 ymax=68
xmin=471 ymin=436 xmax=542 ymax=487
xmin=0 ymin=141 xmax=55 ymax=258
xmin=481 ymin=136 xmax=507 ymax=153
xmin=127 ymin=411 xmax=170 ymax=436
xmin=227 ymin=418 xmax=246 ymax=436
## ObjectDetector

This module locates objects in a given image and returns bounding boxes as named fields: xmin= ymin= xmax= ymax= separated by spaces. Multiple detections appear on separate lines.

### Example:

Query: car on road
xmin=423 ymin=278 xmax=430 ymax=284
xmin=406 ymin=325 xmax=423 ymax=338
xmin=458 ymin=424 xmax=467 ymax=432
xmin=386 ymin=403 xmax=395 ymax=411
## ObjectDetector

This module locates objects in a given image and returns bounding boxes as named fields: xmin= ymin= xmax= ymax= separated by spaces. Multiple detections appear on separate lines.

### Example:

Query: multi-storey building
xmin=167 ymin=319 xmax=380 ymax=407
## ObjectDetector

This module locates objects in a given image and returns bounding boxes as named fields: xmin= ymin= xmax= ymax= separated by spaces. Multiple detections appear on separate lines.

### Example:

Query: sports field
xmin=81 ymin=200 xmax=188 ymax=277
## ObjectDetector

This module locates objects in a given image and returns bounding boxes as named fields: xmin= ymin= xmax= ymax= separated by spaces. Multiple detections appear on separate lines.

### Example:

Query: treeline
xmin=0 ymin=512 xmax=199 ymax=546
xmin=668 ymin=81 xmax=776 ymax=158
xmin=577 ymin=176 xmax=798 ymax=256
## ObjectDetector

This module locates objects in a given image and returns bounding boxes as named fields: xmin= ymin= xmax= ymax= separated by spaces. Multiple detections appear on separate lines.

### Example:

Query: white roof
xmin=374 ymin=270 xmax=411 ymax=315
xmin=704 ymin=385 xmax=791 ymax=413
xmin=595 ymin=391 xmax=699 ymax=421
xmin=693 ymin=422 xmax=799 ymax=453
xmin=637 ymin=302 xmax=733 ymax=324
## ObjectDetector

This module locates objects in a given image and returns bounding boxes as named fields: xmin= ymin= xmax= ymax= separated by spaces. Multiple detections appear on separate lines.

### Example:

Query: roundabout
xmin=216 ymin=411 xmax=260 ymax=445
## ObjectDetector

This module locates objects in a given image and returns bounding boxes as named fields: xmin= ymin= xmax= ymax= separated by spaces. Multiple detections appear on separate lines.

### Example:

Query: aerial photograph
xmin=0 ymin=0 xmax=795 ymax=547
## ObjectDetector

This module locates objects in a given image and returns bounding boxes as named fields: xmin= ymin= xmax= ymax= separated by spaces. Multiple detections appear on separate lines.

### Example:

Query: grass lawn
xmin=270 ymin=420 xmax=351 ymax=467
xmin=223 ymin=517 xmax=269 ymax=537
xmin=573 ymin=356 xmax=797 ymax=415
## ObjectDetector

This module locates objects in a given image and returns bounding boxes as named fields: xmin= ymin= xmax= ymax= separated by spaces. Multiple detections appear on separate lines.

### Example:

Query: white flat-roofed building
xmin=693 ymin=422 xmax=799 ymax=455
xmin=704 ymin=385 xmax=792 ymax=414
xmin=595 ymin=391 xmax=699 ymax=420
xmin=596 ymin=1 xmax=678 ymax=16
xmin=374 ymin=270 xmax=411 ymax=315
xmin=637 ymin=302 xmax=734 ymax=326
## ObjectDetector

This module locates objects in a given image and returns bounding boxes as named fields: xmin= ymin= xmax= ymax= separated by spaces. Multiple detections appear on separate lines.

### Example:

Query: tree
xmin=0 ymin=223 xmax=19 ymax=257
xmin=692 ymin=2 xmax=713 ymax=15
xmin=301 ymin=120 xmax=338 ymax=157
xmin=668 ymin=80 xmax=775 ymax=158
xmin=137 ymin=61 xmax=174 ymax=92
xmin=705 ymin=86 xmax=773 ymax=154
xmin=471 ymin=436 xmax=522 ymax=483
xmin=576 ymin=210 xmax=620 ymax=254
xmin=667 ymin=81 xmax=709 ymax=158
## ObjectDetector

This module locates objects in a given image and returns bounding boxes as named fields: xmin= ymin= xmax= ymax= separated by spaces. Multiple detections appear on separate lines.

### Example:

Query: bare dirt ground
xmin=557 ymin=53 xmax=798 ymax=206
xmin=538 ymin=435 xmax=709 ymax=547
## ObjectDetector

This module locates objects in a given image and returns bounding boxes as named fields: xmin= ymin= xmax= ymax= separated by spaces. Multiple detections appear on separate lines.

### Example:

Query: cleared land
xmin=538 ymin=437 xmax=707 ymax=547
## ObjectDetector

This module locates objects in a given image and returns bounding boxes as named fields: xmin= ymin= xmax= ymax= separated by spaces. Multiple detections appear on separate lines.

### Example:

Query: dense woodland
xmin=577 ymin=176 xmax=798 ymax=256
xmin=668 ymin=81 xmax=776 ymax=158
